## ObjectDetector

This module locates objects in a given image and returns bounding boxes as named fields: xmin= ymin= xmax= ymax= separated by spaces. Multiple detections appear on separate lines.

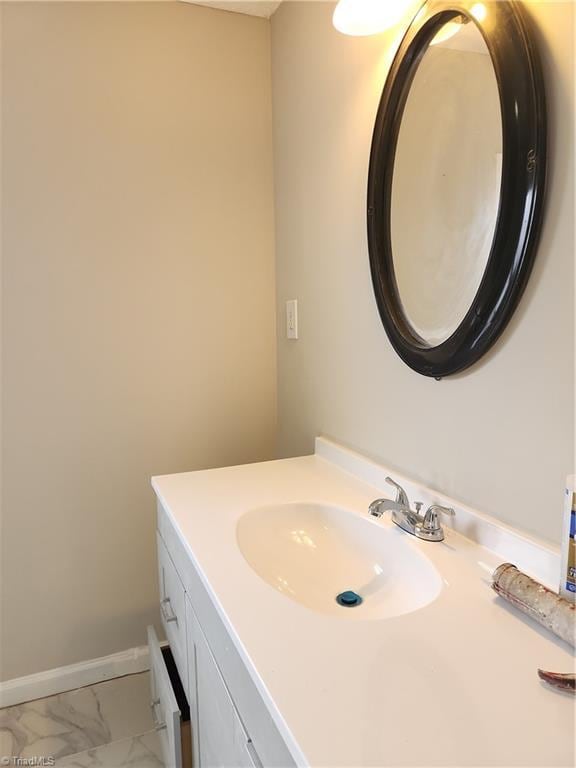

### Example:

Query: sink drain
xmin=336 ymin=590 xmax=363 ymax=607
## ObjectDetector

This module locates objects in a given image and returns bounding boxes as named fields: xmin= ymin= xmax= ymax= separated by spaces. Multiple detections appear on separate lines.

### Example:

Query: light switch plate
xmin=286 ymin=300 xmax=298 ymax=339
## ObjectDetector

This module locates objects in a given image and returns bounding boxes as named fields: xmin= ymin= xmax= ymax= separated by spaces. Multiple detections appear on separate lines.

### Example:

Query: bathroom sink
xmin=236 ymin=503 xmax=442 ymax=619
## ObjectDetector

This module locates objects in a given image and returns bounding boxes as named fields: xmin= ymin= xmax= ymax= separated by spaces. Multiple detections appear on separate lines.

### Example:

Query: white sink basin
xmin=236 ymin=502 xmax=442 ymax=619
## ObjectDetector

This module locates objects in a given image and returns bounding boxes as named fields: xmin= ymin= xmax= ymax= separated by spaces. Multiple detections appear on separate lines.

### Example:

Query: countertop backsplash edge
xmin=314 ymin=435 xmax=560 ymax=590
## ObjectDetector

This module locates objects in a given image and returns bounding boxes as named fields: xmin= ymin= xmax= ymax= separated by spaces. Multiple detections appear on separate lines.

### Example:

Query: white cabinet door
xmin=189 ymin=605 xmax=262 ymax=768
xmin=185 ymin=598 xmax=201 ymax=768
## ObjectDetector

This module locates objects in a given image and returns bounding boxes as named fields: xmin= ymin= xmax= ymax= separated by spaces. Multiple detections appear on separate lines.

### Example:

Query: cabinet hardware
xmin=161 ymin=596 xmax=178 ymax=623
xmin=149 ymin=697 xmax=167 ymax=731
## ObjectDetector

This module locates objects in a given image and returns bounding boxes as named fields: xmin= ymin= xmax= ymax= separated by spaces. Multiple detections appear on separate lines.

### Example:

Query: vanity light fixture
xmin=333 ymin=0 xmax=415 ymax=36
xmin=470 ymin=2 xmax=487 ymax=22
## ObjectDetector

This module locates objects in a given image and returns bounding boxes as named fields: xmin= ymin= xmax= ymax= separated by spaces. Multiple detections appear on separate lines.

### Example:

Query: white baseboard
xmin=0 ymin=644 xmax=151 ymax=708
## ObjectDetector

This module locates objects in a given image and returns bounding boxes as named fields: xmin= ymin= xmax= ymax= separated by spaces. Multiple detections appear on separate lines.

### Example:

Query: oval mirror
xmin=367 ymin=0 xmax=546 ymax=377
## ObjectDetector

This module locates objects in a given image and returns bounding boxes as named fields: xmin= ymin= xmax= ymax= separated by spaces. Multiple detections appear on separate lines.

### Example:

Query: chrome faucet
xmin=368 ymin=477 xmax=422 ymax=529
xmin=369 ymin=477 xmax=455 ymax=542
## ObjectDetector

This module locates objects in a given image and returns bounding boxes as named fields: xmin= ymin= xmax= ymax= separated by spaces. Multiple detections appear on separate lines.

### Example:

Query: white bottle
xmin=559 ymin=475 xmax=576 ymax=602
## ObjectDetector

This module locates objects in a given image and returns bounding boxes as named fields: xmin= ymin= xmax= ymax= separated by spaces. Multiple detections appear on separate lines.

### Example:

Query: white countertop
xmin=152 ymin=440 xmax=575 ymax=767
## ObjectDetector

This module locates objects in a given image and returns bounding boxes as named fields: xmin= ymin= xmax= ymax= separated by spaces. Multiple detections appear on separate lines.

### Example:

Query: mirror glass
xmin=391 ymin=18 xmax=502 ymax=345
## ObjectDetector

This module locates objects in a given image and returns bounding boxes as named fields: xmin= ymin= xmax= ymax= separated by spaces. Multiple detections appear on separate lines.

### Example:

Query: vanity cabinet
xmin=150 ymin=440 xmax=575 ymax=768
xmin=151 ymin=501 xmax=296 ymax=768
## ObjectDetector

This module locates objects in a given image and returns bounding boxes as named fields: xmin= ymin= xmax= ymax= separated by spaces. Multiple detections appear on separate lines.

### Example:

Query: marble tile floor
xmin=56 ymin=731 xmax=163 ymax=768
xmin=0 ymin=672 xmax=163 ymax=767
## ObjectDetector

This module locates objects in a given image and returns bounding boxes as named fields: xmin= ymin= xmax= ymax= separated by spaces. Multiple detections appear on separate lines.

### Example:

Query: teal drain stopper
xmin=336 ymin=590 xmax=363 ymax=607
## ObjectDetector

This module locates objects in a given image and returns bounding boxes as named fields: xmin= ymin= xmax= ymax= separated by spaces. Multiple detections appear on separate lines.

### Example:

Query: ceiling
xmin=183 ymin=1 xmax=282 ymax=18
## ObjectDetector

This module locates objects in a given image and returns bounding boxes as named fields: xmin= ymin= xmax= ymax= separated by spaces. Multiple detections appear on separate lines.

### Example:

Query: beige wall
xmin=272 ymin=1 xmax=574 ymax=544
xmin=0 ymin=1 xmax=276 ymax=681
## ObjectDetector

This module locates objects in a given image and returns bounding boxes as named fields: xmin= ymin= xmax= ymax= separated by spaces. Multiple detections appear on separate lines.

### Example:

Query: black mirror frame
xmin=367 ymin=0 xmax=546 ymax=378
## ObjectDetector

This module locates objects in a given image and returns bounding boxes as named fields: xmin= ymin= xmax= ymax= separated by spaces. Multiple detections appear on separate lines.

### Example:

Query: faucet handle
xmin=422 ymin=504 xmax=455 ymax=533
xmin=385 ymin=476 xmax=410 ymax=507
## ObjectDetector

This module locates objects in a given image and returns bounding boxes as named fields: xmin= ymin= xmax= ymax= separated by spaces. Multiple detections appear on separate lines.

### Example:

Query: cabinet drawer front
xmin=157 ymin=531 xmax=188 ymax=685
xmin=147 ymin=625 xmax=182 ymax=768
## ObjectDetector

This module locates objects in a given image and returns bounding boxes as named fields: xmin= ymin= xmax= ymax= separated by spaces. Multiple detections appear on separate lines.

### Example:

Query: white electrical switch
xmin=286 ymin=299 xmax=298 ymax=339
